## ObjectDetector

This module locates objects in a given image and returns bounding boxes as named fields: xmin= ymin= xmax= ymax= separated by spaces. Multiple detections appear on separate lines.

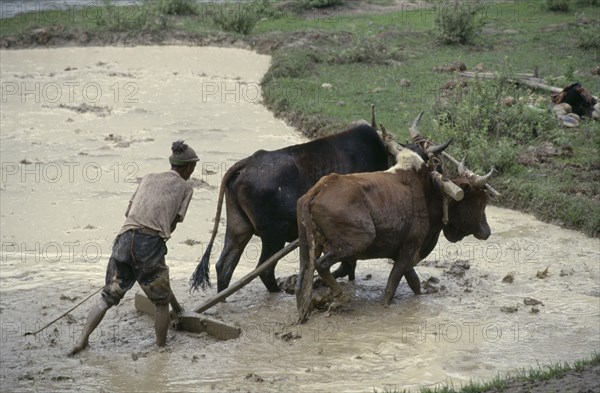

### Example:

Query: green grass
xmin=257 ymin=1 xmax=600 ymax=236
xmin=374 ymin=352 xmax=600 ymax=392
xmin=1 ymin=0 xmax=599 ymax=235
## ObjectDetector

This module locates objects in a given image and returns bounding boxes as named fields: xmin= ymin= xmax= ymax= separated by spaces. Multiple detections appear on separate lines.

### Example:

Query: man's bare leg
xmin=155 ymin=303 xmax=170 ymax=347
xmin=70 ymin=297 xmax=111 ymax=355
xmin=169 ymin=294 xmax=183 ymax=315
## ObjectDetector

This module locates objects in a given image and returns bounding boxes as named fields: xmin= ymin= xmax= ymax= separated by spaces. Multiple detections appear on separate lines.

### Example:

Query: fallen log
xmin=191 ymin=239 xmax=300 ymax=314
xmin=458 ymin=71 xmax=599 ymax=101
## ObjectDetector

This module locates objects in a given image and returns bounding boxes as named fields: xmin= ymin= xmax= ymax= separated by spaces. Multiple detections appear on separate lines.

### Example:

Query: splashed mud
xmin=1 ymin=46 xmax=598 ymax=392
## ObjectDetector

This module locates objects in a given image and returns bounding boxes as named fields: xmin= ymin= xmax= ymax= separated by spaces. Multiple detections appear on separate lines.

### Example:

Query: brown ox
xmin=296 ymin=147 xmax=493 ymax=323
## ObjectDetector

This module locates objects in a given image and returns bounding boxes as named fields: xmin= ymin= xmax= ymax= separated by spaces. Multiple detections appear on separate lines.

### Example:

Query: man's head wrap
xmin=170 ymin=140 xmax=199 ymax=165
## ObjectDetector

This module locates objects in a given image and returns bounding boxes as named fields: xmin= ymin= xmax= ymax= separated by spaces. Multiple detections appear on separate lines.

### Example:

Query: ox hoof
xmin=313 ymin=277 xmax=328 ymax=289
xmin=312 ymin=292 xmax=349 ymax=314
xmin=276 ymin=275 xmax=297 ymax=295
xmin=327 ymin=293 xmax=350 ymax=313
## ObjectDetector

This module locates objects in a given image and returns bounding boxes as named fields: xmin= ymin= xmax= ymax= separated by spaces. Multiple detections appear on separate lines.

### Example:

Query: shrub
xmin=151 ymin=0 xmax=197 ymax=16
xmin=95 ymin=0 xmax=149 ymax=31
xmin=544 ymin=0 xmax=570 ymax=12
xmin=433 ymin=1 xmax=484 ymax=45
xmin=210 ymin=0 xmax=277 ymax=35
xmin=299 ymin=0 xmax=345 ymax=9
xmin=578 ymin=25 xmax=600 ymax=49
xmin=432 ymin=77 xmax=556 ymax=174
xmin=262 ymin=49 xmax=322 ymax=85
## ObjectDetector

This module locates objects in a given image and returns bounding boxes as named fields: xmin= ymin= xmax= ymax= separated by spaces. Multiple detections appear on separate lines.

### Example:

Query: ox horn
xmin=409 ymin=111 xmax=425 ymax=142
xmin=380 ymin=123 xmax=403 ymax=156
xmin=474 ymin=167 xmax=495 ymax=188
xmin=457 ymin=156 xmax=468 ymax=176
xmin=381 ymin=122 xmax=387 ymax=138
xmin=444 ymin=152 xmax=500 ymax=197
xmin=371 ymin=104 xmax=376 ymax=129
xmin=425 ymin=138 xmax=453 ymax=156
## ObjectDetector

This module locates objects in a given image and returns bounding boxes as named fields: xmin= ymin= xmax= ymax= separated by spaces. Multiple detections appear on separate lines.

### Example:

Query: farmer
xmin=70 ymin=140 xmax=199 ymax=355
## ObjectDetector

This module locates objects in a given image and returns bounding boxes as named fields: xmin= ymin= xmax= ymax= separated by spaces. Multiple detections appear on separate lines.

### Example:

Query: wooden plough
xmin=134 ymin=239 xmax=300 ymax=340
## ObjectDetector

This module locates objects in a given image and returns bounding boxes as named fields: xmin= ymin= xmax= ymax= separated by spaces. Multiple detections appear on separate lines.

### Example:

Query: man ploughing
xmin=70 ymin=141 xmax=199 ymax=355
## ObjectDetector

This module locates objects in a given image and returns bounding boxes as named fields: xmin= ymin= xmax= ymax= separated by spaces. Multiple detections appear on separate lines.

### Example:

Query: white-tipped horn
xmin=409 ymin=111 xmax=425 ymax=142
xmin=474 ymin=167 xmax=495 ymax=187
xmin=457 ymin=156 xmax=468 ymax=176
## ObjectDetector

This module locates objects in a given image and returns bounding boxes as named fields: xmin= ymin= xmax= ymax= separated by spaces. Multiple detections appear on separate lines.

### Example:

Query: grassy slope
xmin=1 ymin=1 xmax=598 ymax=237
xmin=257 ymin=2 xmax=600 ymax=236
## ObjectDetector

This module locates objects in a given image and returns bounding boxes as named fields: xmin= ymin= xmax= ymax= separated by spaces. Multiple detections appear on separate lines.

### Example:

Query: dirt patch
xmin=517 ymin=142 xmax=574 ymax=166
xmin=433 ymin=61 xmax=468 ymax=73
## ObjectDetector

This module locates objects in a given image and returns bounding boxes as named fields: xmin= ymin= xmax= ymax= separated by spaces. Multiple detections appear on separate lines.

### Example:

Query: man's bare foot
xmin=170 ymin=308 xmax=185 ymax=330
xmin=69 ymin=339 xmax=88 ymax=356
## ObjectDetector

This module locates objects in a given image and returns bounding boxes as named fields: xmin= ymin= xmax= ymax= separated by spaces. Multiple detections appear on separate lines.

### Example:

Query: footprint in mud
xmin=421 ymin=276 xmax=445 ymax=294
xmin=276 ymin=274 xmax=337 ymax=295
xmin=59 ymin=103 xmax=112 ymax=117
xmin=500 ymin=305 xmax=519 ymax=313
xmin=502 ymin=272 xmax=515 ymax=283
xmin=277 ymin=274 xmax=297 ymax=295
xmin=443 ymin=260 xmax=470 ymax=277
xmin=311 ymin=292 xmax=351 ymax=314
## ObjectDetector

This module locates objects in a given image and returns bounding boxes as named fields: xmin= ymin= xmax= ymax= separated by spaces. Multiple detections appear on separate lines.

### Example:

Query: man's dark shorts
xmin=102 ymin=229 xmax=171 ymax=306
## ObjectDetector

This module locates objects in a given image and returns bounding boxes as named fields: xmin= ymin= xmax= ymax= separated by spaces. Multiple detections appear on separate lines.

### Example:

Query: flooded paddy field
xmin=1 ymin=46 xmax=598 ymax=392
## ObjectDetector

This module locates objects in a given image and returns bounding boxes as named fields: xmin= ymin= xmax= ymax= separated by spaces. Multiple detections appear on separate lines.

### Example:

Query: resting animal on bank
xmin=296 ymin=139 xmax=495 ymax=323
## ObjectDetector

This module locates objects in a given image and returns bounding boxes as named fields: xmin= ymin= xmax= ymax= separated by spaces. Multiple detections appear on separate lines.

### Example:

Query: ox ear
xmin=459 ymin=182 xmax=473 ymax=193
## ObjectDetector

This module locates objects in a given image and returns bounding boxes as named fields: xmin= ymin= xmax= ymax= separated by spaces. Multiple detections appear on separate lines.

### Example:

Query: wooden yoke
xmin=431 ymin=171 xmax=464 ymax=201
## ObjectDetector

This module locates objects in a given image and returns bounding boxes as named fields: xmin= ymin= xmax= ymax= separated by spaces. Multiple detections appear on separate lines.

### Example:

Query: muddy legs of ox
xmin=296 ymin=238 xmax=321 ymax=324
xmin=383 ymin=254 xmax=414 ymax=306
xmin=332 ymin=259 xmax=357 ymax=281
xmin=215 ymin=230 xmax=253 ymax=293
xmin=258 ymin=239 xmax=286 ymax=293
xmin=404 ymin=267 xmax=422 ymax=295
xmin=316 ymin=254 xmax=345 ymax=298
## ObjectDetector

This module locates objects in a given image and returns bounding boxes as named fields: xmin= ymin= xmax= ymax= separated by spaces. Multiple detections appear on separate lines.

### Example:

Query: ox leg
xmin=215 ymin=230 xmax=253 ymax=293
xmin=258 ymin=239 xmax=285 ymax=293
xmin=316 ymin=254 xmax=344 ymax=298
xmin=332 ymin=259 xmax=357 ymax=281
xmin=404 ymin=268 xmax=421 ymax=295
xmin=384 ymin=253 xmax=415 ymax=306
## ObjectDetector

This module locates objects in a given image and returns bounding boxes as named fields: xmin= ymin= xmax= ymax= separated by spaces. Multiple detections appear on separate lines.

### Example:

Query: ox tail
xmin=189 ymin=161 xmax=245 ymax=292
xmin=296 ymin=193 xmax=317 ymax=324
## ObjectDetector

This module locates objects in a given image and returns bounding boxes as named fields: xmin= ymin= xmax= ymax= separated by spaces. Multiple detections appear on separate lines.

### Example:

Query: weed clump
xmin=433 ymin=1 xmax=484 ymax=45
xmin=299 ymin=0 xmax=345 ymax=9
xmin=544 ymin=0 xmax=570 ymax=12
xmin=578 ymin=25 xmax=600 ymax=49
xmin=210 ymin=0 xmax=277 ymax=35
xmin=433 ymin=77 xmax=555 ymax=173
xmin=151 ymin=0 xmax=198 ymax=16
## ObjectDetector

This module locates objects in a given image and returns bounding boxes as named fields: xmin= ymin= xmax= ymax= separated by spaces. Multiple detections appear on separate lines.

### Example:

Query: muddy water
xmin=1 ymin=47 xmax=598 ymax=392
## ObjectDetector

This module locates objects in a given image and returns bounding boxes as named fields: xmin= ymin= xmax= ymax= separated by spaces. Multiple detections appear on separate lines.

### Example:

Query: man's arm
xmin=170 ymin=214 xmax=183 ymax=233
xmin=125 ymin=201 xmax=133 ymax=217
